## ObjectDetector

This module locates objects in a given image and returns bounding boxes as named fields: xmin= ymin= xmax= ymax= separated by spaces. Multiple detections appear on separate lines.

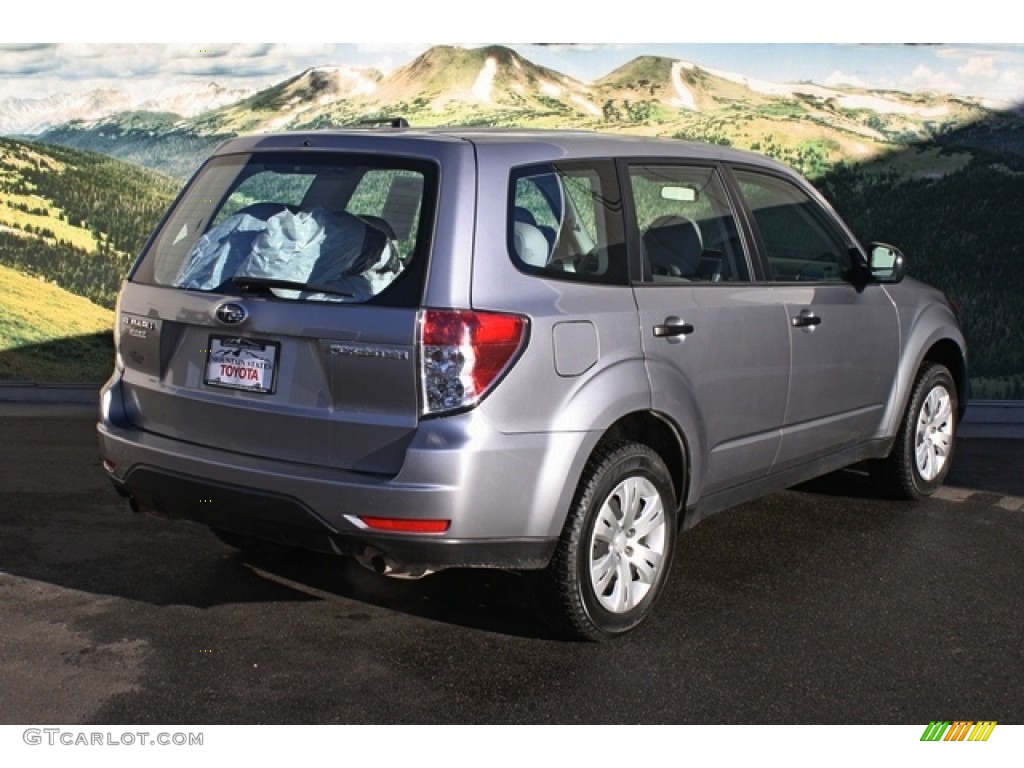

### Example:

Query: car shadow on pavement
xmin=788 ymin=464 xmax=889 ymax=500
xmin=228 ymin=544 xmax=559 ymax=640
xmin=788 ymin=437 xmax=1022 ymax=501
xmin=0 ymin=491 xmax=557 ymax=639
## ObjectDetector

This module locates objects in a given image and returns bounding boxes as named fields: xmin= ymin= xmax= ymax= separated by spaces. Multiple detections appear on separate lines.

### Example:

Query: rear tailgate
xmin=111 ymin=140 xmax=463 ymax=475
xmin=118 ymin=284 xmax=419 ymax=475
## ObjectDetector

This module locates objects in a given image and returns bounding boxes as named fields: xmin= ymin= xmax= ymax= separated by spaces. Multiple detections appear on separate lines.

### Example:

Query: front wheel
xmin=871 ymin=362 xmax=957 ymax=499
xmin=543 ymin=441 xmax=678 ymax=641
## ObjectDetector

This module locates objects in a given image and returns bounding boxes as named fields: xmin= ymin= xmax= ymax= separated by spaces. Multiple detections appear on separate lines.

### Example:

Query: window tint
xmin=212 ymin=170 xmax=315 ymax=226
xmin=347 ymin=169 xmax=424 ymax=263
xmin=509 ymin=161 xmax=627 ymax=285
xmin=629 ymin=164 xmax=749 ymax=283
xmin=733 ymin=170 xmax=851 ymax=283
xmin=135 ymin=153 xmax=436 ymax=305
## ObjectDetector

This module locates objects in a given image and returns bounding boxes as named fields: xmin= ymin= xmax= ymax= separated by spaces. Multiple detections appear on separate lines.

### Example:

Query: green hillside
xmin=0 ymin=137 xmax=178 ymax=309
xmin=37 ymin=115 xmax=223 ymax=180
xmin=0 ymin=263 xmax=113 ymax=382
xmin=0 ymin=138 xmax=177 ymax=383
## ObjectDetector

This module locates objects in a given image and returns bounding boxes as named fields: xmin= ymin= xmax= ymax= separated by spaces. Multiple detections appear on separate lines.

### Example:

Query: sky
xmin=1 ymin=4 xmax=1022 ymax=106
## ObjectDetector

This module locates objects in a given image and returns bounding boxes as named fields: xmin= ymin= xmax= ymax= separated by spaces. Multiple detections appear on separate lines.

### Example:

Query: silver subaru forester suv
xmin=98 ymin=127 xmax=966 ymax=639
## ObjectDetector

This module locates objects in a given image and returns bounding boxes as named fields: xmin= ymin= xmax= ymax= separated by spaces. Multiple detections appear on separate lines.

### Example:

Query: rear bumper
xmin=98 ymin=377 xmax=592 ymax=571
xmin=106 ymin=465 xmax=555 ymax=571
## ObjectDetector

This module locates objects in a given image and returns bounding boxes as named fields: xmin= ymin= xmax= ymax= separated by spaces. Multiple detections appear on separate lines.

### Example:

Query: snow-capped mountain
xmin=137 ymin=82 xmax=254 ymax=119
xmin=0 ymin=89 xmax=133 ymax=135
xmin=23 ymin=44 xmax=1009 ymax=182
xmin=0 ymin=82 xmax=253 ymax=135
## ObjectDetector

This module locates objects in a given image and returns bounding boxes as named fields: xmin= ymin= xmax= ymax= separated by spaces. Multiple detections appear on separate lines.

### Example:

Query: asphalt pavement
xmin=0 ymin=403 xmax=1021 ymax=724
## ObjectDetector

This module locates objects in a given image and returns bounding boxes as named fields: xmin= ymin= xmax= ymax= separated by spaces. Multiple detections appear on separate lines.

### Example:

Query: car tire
xmin=871 ymin=362 xmax=957 ymax=500
xmin=543 ymin=440 xmax=677 ymax=641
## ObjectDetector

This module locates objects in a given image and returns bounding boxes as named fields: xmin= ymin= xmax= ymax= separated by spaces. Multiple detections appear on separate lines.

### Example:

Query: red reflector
xmin=360 ymin=516 xmax=450 ymax=533
xmin=102 ymin=459 xmax=117 ymax=473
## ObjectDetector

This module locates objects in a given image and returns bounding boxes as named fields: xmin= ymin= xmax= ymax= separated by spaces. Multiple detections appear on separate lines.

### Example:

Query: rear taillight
xmin=419 ymin=309 xmax=528 ymax=416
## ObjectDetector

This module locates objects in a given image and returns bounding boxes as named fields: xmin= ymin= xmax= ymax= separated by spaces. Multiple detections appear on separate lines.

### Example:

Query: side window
xmin=508 ymin=161 xmax=627 ymax=285
xmin=733 ymin=170 xmax=851 ymax=283
xmin=629 ymin=164 xmax=749 ymax=283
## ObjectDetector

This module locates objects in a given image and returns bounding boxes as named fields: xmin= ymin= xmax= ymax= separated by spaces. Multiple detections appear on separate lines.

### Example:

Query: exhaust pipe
xmin=127 ymin=496 xmax=170 ymax=520
xmin=355 ymin=549 xmax=433 ymax=580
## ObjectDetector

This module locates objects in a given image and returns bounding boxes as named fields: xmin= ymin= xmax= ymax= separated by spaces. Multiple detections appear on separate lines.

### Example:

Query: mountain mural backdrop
xmin=1 ymin=44 xmax=1022 ymax=397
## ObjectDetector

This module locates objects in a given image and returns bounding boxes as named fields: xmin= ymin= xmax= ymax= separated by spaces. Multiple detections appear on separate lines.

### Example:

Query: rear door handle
xmin=653 ymin=317 xmax=695 ymax=338
xmin=791 ymin=311 xmax=822 ymax=329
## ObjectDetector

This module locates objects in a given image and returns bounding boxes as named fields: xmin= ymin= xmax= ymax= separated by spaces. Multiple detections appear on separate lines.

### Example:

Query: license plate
xmin=204 ymin=336 xmax=279 ymax=394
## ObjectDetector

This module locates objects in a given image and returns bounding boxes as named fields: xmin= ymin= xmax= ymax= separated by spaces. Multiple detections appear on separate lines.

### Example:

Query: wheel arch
xmin=600 ymin=411 xmax=690 ymax=522
xmin=921 ymin=338 xmax=968 ymax=421
xmin=885 ymin=337 xmax=968 ymax=437
xmin=541 ymin=433 xmax=682 ymax=640
xmin=870 ymin=355 xmax=960 ymax=499
xmin=880 ymin=301 xmax=967 ymax=441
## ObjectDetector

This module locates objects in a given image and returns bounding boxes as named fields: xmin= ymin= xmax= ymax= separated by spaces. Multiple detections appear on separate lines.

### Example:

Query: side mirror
xmin=868 ymin=242 xmax=905 ymax=284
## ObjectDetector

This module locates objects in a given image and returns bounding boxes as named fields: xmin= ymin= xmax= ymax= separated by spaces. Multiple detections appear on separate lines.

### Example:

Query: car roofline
xmin=207 ymin=127 xmax=790 ymax=171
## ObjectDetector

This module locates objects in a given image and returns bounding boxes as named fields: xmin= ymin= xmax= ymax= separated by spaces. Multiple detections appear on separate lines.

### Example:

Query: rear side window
xmin=134 ymin=152 xmax=436 ymax=305
xmin=508 ymin=160 xmax=627 ymax=285
xmin=629 ymin=164 xmax=749 ymax=283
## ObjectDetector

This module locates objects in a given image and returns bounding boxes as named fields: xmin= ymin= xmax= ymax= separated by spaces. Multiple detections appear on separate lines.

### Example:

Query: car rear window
xmin=132 ymin=152 xmax=436 ymax=305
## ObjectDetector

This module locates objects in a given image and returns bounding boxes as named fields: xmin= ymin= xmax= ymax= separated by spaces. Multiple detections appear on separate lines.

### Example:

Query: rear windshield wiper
xmin=231 ymin=276 xmax=354 ymax=298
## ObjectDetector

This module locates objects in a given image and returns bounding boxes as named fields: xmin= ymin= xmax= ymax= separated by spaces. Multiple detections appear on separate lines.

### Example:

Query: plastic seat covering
xmin=513 ymin=221 xmax=551 ymax=267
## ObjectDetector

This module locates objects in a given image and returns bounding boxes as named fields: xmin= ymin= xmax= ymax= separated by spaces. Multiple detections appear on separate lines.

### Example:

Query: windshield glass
xmin=133 ymin=151 xmax=436 ymax=304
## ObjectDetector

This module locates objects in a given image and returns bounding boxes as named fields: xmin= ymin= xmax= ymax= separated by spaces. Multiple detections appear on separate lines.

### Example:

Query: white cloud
xmin=354 ymin=43 xmax=434 ymax=55
xmin=904 ymin=64 xmax=961 ymax=94
xmin=927 ymin=46 xmax=1024 ymax=101
xmin=958 ymin=54 xmax=999 ymax=88
xmin=352 ymin=44 xmax=434 ymax=75
xmin=824 ymin=70 xmax=869 ymax=88
xmin=915 ymin=49 xmax=1024 ymax=103
xmin=0 ymin=44 xmax=59 ymax=76
xmin=959 ymin=55 xmax=997 ymax=79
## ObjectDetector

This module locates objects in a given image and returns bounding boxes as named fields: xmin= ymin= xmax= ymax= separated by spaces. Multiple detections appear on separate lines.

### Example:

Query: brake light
xmin=419 ymin=309 xmax=528 ymax=416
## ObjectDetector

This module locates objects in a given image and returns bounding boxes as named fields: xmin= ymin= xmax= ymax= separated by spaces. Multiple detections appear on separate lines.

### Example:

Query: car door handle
xmin=653 ymin=317 xmax=695 ymax=338
xmin=791 ymin=311 xmax=822 ymax=328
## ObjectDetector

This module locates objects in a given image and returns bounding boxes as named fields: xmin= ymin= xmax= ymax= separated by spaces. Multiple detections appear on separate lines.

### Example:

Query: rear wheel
xmin=544 ymin=441 xmax=677 ymax=641
xmin=871 ymin=362 xmax=957 ymax=499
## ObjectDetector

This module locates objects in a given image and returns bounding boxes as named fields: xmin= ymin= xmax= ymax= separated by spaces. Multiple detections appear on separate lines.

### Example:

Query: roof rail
xmin=355 ymin=117 xmax=410 ymax=129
